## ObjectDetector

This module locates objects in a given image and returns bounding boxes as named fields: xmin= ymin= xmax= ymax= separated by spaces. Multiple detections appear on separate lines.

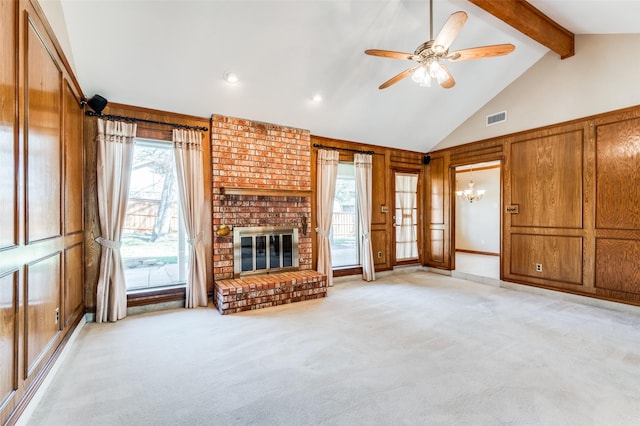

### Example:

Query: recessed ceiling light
xmin=224 ymin=72 xmax=239 ymax=84
xmin=311 ymin=94 xmax=323 ymax=103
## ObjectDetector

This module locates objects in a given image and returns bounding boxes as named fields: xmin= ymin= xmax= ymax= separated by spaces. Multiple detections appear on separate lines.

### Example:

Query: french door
xmin=393 ymin=171 xmax=420 ymax=265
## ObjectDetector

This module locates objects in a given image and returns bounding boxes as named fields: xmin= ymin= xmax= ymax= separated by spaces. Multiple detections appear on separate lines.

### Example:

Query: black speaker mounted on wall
xmin=83 ymin=94 xmax=108 ymax=114
xmin=423 ymin=155 xmax=431 ymax=165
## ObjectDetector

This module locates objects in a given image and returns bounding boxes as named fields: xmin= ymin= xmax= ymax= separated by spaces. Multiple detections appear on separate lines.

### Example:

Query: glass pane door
xmin=395 ymin=172 xmax=418 ymax=262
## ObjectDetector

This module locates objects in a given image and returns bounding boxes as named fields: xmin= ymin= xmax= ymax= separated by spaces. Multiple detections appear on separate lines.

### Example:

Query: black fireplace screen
xmin=234 ymin=227 xmax=298 ymax=277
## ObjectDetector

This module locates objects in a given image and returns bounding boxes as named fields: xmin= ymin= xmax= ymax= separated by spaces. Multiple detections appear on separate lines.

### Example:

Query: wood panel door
xmin=424 ymin=155 xmax=451 ymax=269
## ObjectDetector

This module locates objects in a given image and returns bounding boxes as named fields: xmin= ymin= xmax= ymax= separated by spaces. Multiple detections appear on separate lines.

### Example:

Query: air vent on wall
xmin=486 ymin=110 xmax=507 ymax=126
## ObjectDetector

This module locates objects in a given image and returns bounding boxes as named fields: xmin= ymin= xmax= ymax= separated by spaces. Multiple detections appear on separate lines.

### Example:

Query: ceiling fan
xmin=365 ymin=0 xmax=515 ymax=90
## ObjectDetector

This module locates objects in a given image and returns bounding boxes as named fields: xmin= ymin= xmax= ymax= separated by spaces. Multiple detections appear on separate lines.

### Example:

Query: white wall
xmin=455 ymin=167 xmax=500 ymax=254
xmin=435 ymin=34 xmax=640 ymax=150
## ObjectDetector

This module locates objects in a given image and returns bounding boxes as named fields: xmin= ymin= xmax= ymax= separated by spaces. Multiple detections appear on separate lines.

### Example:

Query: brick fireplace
xmin=210 ymin=115 xmax=313 ymax=281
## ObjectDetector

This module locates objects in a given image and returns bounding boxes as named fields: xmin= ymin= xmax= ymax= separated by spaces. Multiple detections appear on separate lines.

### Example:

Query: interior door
xmin=393 ymin=171 xmax=420 ymax=265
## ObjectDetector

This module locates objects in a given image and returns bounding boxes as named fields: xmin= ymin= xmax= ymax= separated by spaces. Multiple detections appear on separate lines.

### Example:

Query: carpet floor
xmin=26 ymin=271 xmax=640 ymax=425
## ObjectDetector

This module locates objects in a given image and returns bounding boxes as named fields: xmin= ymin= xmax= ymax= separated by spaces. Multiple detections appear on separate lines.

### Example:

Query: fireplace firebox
xmin=233 ymin=226 xmax=299 ymax=277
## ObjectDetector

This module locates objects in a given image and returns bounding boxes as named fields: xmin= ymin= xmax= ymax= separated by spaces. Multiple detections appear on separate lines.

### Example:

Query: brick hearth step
xmin=214 ymin=270 xmax=327 ymax=315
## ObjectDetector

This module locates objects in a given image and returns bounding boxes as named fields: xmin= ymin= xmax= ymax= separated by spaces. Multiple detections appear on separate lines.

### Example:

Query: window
xmin=331 ymin=162 xmax=359 ymax=268
xmin=121 ymin=139 xmax=187 ymax=291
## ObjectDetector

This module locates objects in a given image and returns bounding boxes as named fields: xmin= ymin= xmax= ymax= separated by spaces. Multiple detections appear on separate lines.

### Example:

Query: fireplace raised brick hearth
xmin=214 ymin=270 xmax=327 ymax=315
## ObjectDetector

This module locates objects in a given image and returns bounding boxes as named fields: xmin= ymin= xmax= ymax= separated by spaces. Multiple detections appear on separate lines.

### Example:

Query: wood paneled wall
xmin=310 ymin=136 xmax=424 ymax=273
xmin=503 ymin=121 xmax=591 ymax=294
xmin=427 ymin=104 xmax=640 ymax=306
xmin=425 ymin=139 xmax=504 ymax=269
xmin=83 ymin=103 xmax=213 ymax=311
xmin=0 ymin=0 xmax=85 ymax=423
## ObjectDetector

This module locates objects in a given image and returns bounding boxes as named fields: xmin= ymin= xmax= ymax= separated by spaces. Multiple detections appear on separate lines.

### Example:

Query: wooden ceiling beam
xmin=467 ymin=0 xmax=575 ymax=59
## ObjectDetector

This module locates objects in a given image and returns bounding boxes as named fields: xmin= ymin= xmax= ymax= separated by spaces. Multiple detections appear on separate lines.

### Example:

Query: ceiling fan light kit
xmin=410 ymin=47 xmax=450 ymax=87
xmin=365 ymin=0 xmax=515 ymax=90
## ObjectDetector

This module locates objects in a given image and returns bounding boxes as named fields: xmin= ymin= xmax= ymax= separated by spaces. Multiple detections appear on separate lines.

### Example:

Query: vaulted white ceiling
xmin=52 ymin=0 xmax=640 ymax=153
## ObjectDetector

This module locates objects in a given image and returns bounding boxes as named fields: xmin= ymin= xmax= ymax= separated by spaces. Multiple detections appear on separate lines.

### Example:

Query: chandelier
xmin=456 ymin=179 xmax=485 ymax=203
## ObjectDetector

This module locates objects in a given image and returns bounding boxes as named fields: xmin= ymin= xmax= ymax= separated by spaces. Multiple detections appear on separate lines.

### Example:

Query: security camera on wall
xmin=82 ymin=94 xmax=108 ymax=114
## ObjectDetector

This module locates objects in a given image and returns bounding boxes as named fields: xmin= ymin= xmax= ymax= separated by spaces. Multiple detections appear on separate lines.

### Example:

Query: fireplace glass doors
xmin=234 ymin=226 xmax=299 ymax=277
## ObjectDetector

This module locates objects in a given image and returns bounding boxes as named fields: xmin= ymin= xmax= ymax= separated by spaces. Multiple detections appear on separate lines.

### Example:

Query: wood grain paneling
xmin=63 ymin=81 xmax=83 ymax=235
xmin=371 ymin=153 xmax=386 ymax=225
xmin=595 ymin=238 xmax=640 ymax=295
xmin=25 ymin=252 xmax=61 ymax=378
xmin=0 ymin=126 xmax=16 ymax=249
xmin=595 ymin=117 xmax=640 ymax=230
xmin=371 ymin=229 xmax=386 ymax=265
xmin=510 ymin=130 xmax=583 ymax=229
xmin=0 ymin=0 xmax=17 ymax=249
xmin=425 ymin=154 xmax=450 ymax=268
xmin=83 ymin=116 xmax=99 ymax=311
xmin=430 ymin=229 xmax=445 ymax=263
xmin=0 ymin=271 xmax=18 ymax=408
xmin=26 ymin=20 xmax=62 ymax=243
xmin=510 ymin=234 xmax=582 ymax=285
xmin=1 ymin=3 xmax=85 ymax=424
xmin=390 ymin=151 xmax=422 ymax=166
xmin=64 ymin=243 xmax=83 ymax=326
xmin=429 ymin=157 xmax=445 ymax=225
xmin=449 ymin=140 xmax=503 ymax=165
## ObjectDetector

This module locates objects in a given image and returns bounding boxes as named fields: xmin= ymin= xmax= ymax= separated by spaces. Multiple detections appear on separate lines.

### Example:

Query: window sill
xmin=333 ymin=267 xmax=362 ymax=277
xmin=127 ymin=286 xmax=186 ymax=307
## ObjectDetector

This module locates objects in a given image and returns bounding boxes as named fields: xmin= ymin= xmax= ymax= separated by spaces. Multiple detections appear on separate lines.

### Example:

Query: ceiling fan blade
xmin=438 ymin=64 xmax=456 ymax=89
xmin=433 ymin=11 xmax=468 ymax=52
xmin=448 ymin=44 xmax=515 ymax=61
xmin=365 ymin=49 xmax=416 ymax=61
xmin=379 ymin=66 xmax=419 ymax=90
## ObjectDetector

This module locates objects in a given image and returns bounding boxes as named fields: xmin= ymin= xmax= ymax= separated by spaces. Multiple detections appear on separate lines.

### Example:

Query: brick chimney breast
xmin=211 ymin=115 xmax=312 ymax=280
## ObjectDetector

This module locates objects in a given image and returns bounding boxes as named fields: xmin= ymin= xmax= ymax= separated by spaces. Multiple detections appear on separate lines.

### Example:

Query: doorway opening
xmin=453 ymin=161 xmax=500 ymax=280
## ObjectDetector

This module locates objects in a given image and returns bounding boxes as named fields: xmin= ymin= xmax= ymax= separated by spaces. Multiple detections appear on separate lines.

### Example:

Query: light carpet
xmin=26 ymin=271 xmax=640 ymax=425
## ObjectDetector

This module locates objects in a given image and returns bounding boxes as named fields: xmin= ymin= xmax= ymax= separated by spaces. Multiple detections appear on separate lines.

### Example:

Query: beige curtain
xmin=173 ymin=129 xmax=208 ymax=308
xmin=95 ymin=118 xmax=137 ymax=323
xmin=354 ymin=153 xmax=375 ymax=281
xmin=316 ymin=149 xmax=339 ymax=287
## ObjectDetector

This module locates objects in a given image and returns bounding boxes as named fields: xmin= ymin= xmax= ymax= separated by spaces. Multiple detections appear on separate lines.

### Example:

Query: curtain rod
xmin=85 ymin=110 xmax=209 ymax=132
xmin=312 ymin=143 xmax=374 ymax=155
